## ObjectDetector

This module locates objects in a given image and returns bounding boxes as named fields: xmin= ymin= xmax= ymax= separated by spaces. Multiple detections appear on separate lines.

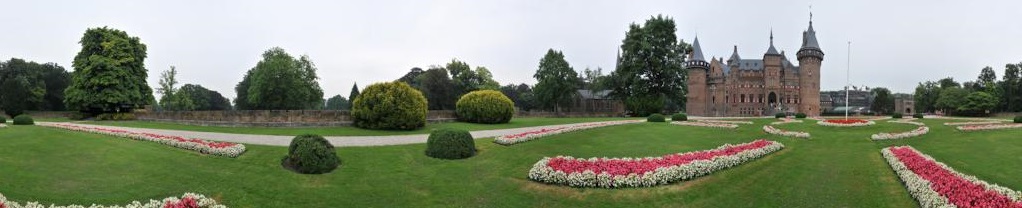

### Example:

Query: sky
xmin=2 ymin=0 xmax=1021 ymax=100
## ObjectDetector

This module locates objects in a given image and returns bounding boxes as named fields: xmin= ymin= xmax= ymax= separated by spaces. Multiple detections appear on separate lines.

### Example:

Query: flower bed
xmin=817 ymin=119 xmax=875 ymax=127
xmin=670 ymin=121 xmax=739 ymax=129
xmin=770 ymin=118 xmax=803 ymax=125
xmin=528 ymin=139 xmax=784 ymax=188
xmin=493 ymin=120 xmax=642 ymax=145
xmin=871 ymin=126 xmax=929 ymax=140
xmin=889 ymin=118 xmax=925 ymax=126
xmin=692 ymin=120 xmax=754 ymax=125
xmin=40 ymin=123 xmax=246 ymax=157
xmin=762 ymin=125 xmax=810 ymax=138
xmin=0 ymin=124 xmax=6 ymax=128
xmin=0 ymin=192 xmax=226 ymax=208
xmin=944 ymin=121 xmax=1003 ymax=126
xmin=957 ymin=123 xmax=1022 ymax=132
xmin=881 ymin=146 xmax=1022 ymax=207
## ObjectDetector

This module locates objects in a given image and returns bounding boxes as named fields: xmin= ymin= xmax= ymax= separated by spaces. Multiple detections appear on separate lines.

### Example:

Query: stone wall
xmin=133 ymin=110 xmax=621 ymax=127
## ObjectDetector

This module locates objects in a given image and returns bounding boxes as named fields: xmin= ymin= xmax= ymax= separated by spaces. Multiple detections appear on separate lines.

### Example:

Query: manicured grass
xmin=2 ymin=118 xmax=1021 ymax=207
xmin=78 ymin=117 xmax=635 ymax=136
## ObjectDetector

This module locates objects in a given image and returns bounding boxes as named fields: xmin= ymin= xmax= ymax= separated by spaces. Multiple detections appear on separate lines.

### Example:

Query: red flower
xmin=546 ymin=140 xmax=773 ymax=176
xmin=891 ymin=147 xmax=1022 ymax=208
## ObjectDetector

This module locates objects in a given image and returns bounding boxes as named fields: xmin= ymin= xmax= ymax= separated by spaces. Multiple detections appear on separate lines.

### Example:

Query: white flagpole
xmin=846 ymin=41 xmax=851 ymax=120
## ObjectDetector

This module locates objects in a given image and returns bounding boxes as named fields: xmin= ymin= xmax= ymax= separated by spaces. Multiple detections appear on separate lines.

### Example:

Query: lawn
xmin=77 ymin=117 xmax=635 ymax=136
xmin=1 ymin=118 xmax=1021 ymax=207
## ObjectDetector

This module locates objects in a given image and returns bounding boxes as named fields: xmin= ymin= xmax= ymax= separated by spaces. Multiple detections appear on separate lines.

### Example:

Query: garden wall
xmin=133 ymin=110 xmax=620 ymax=127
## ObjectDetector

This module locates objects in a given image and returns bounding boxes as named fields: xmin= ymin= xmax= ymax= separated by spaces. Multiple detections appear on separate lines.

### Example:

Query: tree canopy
xmin=234 ymin=47 xmax=323 ymax=110
xmin=609 ymin=15 xmax=689 ymax=116
xmin=325 ymin=95 xmax=350 ymax=110
xmin=533 ymin=49 xmax=580 ymax=112
xmin=64 ymin=27 xmax=154 ymax=113
xmin=0 ymin=58 xmax=70 ymax=116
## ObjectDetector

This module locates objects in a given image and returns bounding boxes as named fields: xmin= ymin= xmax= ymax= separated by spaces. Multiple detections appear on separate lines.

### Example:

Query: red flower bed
xmin=824 ymin=119 xmax=869 ymax=124
xmin=889 ymin=146 xmax=1022 ymax=207
xmin=546 ymin=139 xmax=773 ymax=176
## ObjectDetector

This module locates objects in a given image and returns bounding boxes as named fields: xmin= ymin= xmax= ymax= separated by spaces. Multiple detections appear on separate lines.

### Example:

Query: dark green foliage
xmin=282 ymin=134 xmax=340 ymax=174
xmin=424 ymin=128 xmax=476 ymax=159
xmin=1014 ymin=116 xmax=1022 ymax=123
xmin=795 ymin=113 xmax=807 ymax=119
xmin=97 ymin=113 xmax=136 ymax=121
xmin=625 ymin=95 xmax=665 ymax=117
xmin=177 ymin=84 xmax=231 ymax=111
xmin=65 ymin=27 xmax=154 ymax=113
xmin=456 ymin=90 xmax=514 ymax=124
xmin=892 ymin=113 xmax=903 ymax=119
xmin=500 ymin=83 xmax=536 ymax=111
xmin=870 ymin=87 xmax=894 ymax=114
xmin=0 ymin=116 xmax=5 ymax=124
xmin=958 ymin=91 xmax=998 ymax=116
xmin=12 ymin=115 xmax=33 ymax=125
xmin=610 ymin=15 xmax=690 ymax=114
xmin=533 ymin=49 xmax=580 ymax=112
xmin=775 ymin=113 xmax=786 ymax=118
xmin=0 ymin=58 xmax=70 ymax=116
xmin=415 ymin=67 xmax=456 ymax=110
xmin=324 ymin=95 xmax=350 ymax=110
xmin=913 ymin=113 xmax=924 ymax=119
xmin=235 ymin=47 xmax=323 ymax=110
xmin=671 ymin=113 xmax=687 ymax=121
xmin=68 ymin=112 xmax=89 ymax=120
xmin=647 ymin=113 xmax=665 ymax=122
xmin=351 ymin=82 xmax=428 ymax=130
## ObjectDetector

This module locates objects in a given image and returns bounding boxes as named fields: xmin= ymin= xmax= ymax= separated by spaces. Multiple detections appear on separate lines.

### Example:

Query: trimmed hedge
xmin=671 ymin=113 xmax=687 ymax=121
xmin=282 ymin=134 xmax=340 ymax=174
xmin=425 ymin=128 xmax=476 ymax=159
xmin=892 ymin=113 xmax=903 ymax=119
xmin=775 ymin=113 xmax=786 ymax=118
xmin=1014 ymin=116 xmax=1022 ymax=123
xmin=647 ymin=113 xmax=666 ymax=122
xmin=795 ymin=113 xmax=807 ymax=119
xmin=913 ymin=113 xmax=924 ymax=119
xmin=455 ymin=90 xmax=515 ymax=124
xmin=12 ymin=115 xmax=33 ymax=125
xmin=351 ymin=81 xmax=429 ymax=130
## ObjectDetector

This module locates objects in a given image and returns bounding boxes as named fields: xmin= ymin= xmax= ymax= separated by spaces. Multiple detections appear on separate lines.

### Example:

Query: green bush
xmin=282 ymin=134 xmax=340 ymax=174
xmin=775 ymin=113 xmax=786 ymax=118
xmin=96 ymin=113 xmax=137 ymax=121
xmin=647 ymin=113 xmax=665 ymax=122
xmin=456 ymin=90 xmax=515 ymax=124
xmin=795 ymin=113 xmax=807 ymax=119
xmin=0 ymin=116 xmax=5 ymax=124
xmin=1014 ymin=116 xmax=1022 ymax=123
xmin=351 ymin=81 xmax=429 ymax=130
xmin=12 ymin=115 xmax=33 ymax=125
xmin=892 ymin=113 xmax=903 ymax=119
xmin=671 ymin=113 xmax=687 ymax=121
xmin=424 ymin=128 xmax=476 ymax=159
xmin=913 ymin=113 xmax=924 ymax=119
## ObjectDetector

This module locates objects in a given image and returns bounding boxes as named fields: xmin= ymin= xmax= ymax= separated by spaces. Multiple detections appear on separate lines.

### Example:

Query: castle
xmin=685 ymin=19 xmax=823 ymax=117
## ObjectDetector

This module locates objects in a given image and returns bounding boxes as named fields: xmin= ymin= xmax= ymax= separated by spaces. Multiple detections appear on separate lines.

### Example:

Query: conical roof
xmin=766 ymin=30 xmax=780 ymax=55
xmin=691 ymin=36 xmax=706 ymax=61
xmin=801 ymin=21 xmax=820 ymax=49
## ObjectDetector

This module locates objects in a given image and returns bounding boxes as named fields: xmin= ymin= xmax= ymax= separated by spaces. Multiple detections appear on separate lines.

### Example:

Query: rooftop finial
xmin=809 ymin=4 xmax=814 ymax=24
xmin=770 ymin=28 xmax=774 ymax=45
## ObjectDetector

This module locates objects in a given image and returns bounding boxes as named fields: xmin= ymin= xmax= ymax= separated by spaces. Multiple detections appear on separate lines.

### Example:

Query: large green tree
xmin=958 ymin=91 xmax=997 ymax=116
xmin=235 ymin=47 xmax=324 ymax=110
xmin=64 ymin=27 xmax=154 ymax=113
xmin=870 ymin=87 xmax=894 ymax=115
xmin=324 ymin=95 xmax=350 ymax=110
xmin=1001 ymin=63 xmax=1022 ymax=112
xmin=935 ymin=87 xmax=968 ymax=115
xmin=156 ymin=66 xmax=195 ymax=111
xmin=533 ymin=49 xmax=580 ymax=112
xmin=446 ymin=59 xmax=500 ymax=95
xmin=416 ymin=67 xmax=457 ymax=110
xmin=913 ymin=81 xmax=940 ymax=113
xmin=178 ymin=84 xmax=230 ymax=111
xmin=500 ymin=83 xmax=535 ymax=111
xmin=610 ymin=15 xmax=690 ymax=116
xmin=349 ymin=83 xmax=361 ymax=104
xmin=0 ymin=58 xmax=69 ymax=116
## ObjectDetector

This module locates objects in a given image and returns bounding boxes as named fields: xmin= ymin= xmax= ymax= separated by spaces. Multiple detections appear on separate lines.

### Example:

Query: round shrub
xmin=455 ymin=90 xmax=514 ymax=124
xmin=795 ymin=113 xmax=807 ymax=119
xmin=892 ymin=113 xmax=903 ymax=119
xmin=12 ymin=115 xmax=33 ymax=125
xmin=351 ymin=81 xmax=428 ymax=130
xmin=775 ymin=113 xmax=786 ymax=119
xmin=282 ymin=134 xmax=340 ymax=174
xmin=913 ymin=113 xmax=924 ymax=119
xmin=1014 ymin=116 xmax=1022 ymax=123
xmin=671 ymin=113 xmax=687 ymax=121
xmin=647 ymin=113 xmax=665 ymax=122
xmin=425 ymin=128 xmax=476 ymax=159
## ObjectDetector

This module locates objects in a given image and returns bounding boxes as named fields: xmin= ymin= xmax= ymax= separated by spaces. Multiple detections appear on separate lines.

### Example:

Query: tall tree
xmin=324 ymin=95 xmax=350 ymax=110
xmin=870 ymin=87 xmax=894 ymax=114
xmin=349 ymin=82 xmax=361 ymax=103
xmin=978 ymin=66 xmax=997 ymax=87
xmin=0 ymin=59 xmax=45 ymax=116
xmin=157 ymin=66 xmax=191 ymax=111
xmin=38 ymin=63 xmax=70 ymax=111
xmin=581 ymin=67 xmax=610 ymax=91
xmin=959 ymin=91 xmax=997 ymax=116
xmin=397 ymin=67 xmax=425 ymax=88
xmin=178 ymin=84 xmax=230 ymax=111
xmin=533 ymin=49 xmax=580 ymax=112
xmin=64 ymin=27 xmax=154 ymax=113
xmin=914 ymin=81 xmax=940 ymax=113
xmin=416 ymin=67 xmax=456 ymax=110
xmin=500 ymin=83 xmax=535 ymax=111
xmin=1002 ymin=63 xmax=1022 ymax=112
xmin=938 ymin=77 xmax=960 ymax=89
xmin=234 ymin=70 xmax=253 ymax=110
xmin=237 ymin=47 xmax=324 ymax=110
xmin=610 ymin=15 xmax=689 ymax=116
xmin=935 ymin=87 xmax=968 ymax=115
xmin=445 ymin=59 xmax=500 ymax=95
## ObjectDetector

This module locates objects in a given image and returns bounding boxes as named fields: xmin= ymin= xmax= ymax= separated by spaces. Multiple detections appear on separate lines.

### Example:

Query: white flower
xmin=493 ymin=120 xmax=643 ymax=145
xmin=770 ymin=118 xmax=804 ymax=125
xmin=39 ymin=123 xmax=247 ymax=157
xmin=692 ymin=120 xmax=754 ymax=125
xmin=0 ymin=192 xmax=225 ymax=208
xmin=871 ymin=126 xmax=928 ymax=140
xmin=671 ymin=121 xmax=739 ymax=129
xmin=762 ymin=125 xmax=811 ymax=138
xmin=956 ymin=123 xmax=1022 ymax=131
xmin=816 ymin=120 xmax=876 ymax=127
xmin=943 ymin=121 xmax=1003 ymax=126
xmin=881 ymin=146 xmax=1022 ymax=207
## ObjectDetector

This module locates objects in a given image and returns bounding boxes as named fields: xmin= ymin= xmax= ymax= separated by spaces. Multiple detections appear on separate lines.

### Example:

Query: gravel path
xmin=45 ymin=120 xmax=642 ymax=147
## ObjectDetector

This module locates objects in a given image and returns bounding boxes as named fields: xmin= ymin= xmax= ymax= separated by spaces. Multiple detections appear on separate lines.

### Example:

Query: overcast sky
xmin=2 ymin=0 xmax=1021 ymax=100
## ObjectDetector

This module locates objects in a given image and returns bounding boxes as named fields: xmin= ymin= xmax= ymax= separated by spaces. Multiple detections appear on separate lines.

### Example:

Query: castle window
xmin=741 ymin=94 xmax=746 ymax=103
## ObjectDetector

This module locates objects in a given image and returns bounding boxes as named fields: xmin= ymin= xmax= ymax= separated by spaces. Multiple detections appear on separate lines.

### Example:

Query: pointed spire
xmin=728 ymin=45 xmax=740 ymax=62
xmin=765 ymin=29 xmax=780 ymax=55
xmin=690 ymin=36 xmax=706 ymax=61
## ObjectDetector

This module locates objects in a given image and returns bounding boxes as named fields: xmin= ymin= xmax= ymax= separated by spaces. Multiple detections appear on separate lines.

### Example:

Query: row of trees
xmin=393 ymin=60 xmax=500 ymax=110
xmin=914 ymin=63 xmax=1022 ymax=116
xmin=0 ymin=58 xmax=71 ymax=116
xmin=156 ymin=66 xmax=232 ymax=111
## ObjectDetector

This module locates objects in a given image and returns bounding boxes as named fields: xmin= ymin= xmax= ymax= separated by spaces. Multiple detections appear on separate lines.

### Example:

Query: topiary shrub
xmin=424 ymin=128 xmax=476 ymax=159
xmin=456 ymin=90 xmax=515 ymax=124
xmin=12 ymin=115 xmax=33 ymax=125
xmin=282 ymin=134 xmax=340 ymax=174
xmin=1014 ymin=116 xmax=1022 ymax=123
xmin=647 ymin=113 xmax=665 ymax=122
xmin=775 ymin=113 xmax=786 ymax=119
xmin=913 ymin=113 xmax=924 ymax=119
xmin=351 ymin=81 xmax=428 ymax=130
xmin=671 ymin=113 xmax=687 ymax=121
xmin=795 ymin=113 xmax=807 ymax=119
xmin=892 ymin=113 xmax=903 ymax=119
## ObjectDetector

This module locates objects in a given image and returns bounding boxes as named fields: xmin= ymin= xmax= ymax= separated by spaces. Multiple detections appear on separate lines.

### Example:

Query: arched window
xmin=741 ymin=94 xmax=746 ymax=103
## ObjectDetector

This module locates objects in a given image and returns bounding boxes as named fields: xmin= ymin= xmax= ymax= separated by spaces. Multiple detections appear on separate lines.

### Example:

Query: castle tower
xmin=685 ymin=36 xmax=710 ymax=116
xmin=763 ymin=30 xmax=783 ymax=112
xmin=797 ymin=20 xmax=824 ymax=116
